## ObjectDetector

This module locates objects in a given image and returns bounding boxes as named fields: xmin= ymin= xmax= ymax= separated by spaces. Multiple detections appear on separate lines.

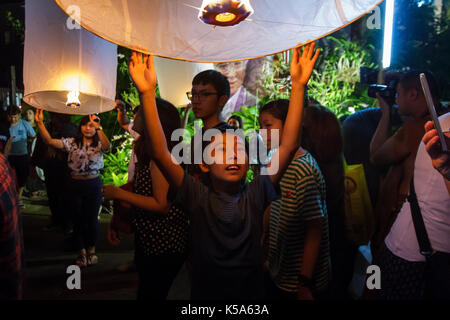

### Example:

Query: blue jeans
xmin=69 ymin=177 xmax=103 ymax=251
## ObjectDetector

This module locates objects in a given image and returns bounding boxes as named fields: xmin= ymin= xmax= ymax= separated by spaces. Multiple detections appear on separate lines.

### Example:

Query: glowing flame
xmin=66 ymin=90 xmax=81 ymax=108
xmin=199 ymin=0 xmax=254 ymax=26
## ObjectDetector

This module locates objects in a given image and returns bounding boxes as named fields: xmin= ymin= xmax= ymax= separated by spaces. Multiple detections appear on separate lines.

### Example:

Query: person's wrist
xmin=141 ymin=89 xmax=156 ymax=97
xmin=292 ymin=82 xmax=307 ymax=90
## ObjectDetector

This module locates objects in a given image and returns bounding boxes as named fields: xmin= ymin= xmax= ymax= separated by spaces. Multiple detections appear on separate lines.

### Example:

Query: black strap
xmin=407 ymin=177 xmax=434 ymax=259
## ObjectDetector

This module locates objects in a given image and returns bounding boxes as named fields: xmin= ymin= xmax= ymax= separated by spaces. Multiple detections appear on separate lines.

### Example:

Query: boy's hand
xmin=35 ymin=108 xmax=44 ymax=124
xmin=129 ymin=51 xmax=157 ymax=94
xmin=290 ymin=42 xmax=320 ymax=87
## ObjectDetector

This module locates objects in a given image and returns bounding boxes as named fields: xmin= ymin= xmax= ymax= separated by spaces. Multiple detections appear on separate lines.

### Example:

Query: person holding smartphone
xmin=422 ymin=119 xmax=450 ymax=192
xmin=35 ymin=109 xmax=110 ymax=268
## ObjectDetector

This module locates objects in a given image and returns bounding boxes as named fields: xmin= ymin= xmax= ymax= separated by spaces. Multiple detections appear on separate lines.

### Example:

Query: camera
xmin=360 ymin=67 xmax=400 ymax=106
xmin=368 ymin=83 xmax=397 ymax=106
xmin=114 ymin=100 xmax=126 ymax=112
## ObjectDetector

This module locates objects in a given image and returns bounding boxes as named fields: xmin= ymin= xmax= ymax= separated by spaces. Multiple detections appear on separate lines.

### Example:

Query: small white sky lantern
xmin=154 ymin=57 xmax=213 ymax=107
xmin=23 ymin=0 xmax=117 ymax=115
xmin=54 ymin=0 xmax=381 ymax=62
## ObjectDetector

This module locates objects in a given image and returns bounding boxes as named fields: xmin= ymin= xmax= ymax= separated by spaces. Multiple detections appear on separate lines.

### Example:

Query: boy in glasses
xmin=187 ymin=70 xmax=232 ymax=179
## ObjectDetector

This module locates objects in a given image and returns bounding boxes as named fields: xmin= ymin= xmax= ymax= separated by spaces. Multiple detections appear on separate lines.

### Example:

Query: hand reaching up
xmin=290 ymin=42 xmax=320 ymax=87
xmin=35 ymin=108 xmax=44 ymax=124
xmin=129 ymin=51 xmax=157 ymax=94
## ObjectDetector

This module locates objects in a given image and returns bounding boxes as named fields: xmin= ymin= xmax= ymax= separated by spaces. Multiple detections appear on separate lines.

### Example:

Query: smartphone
xmin=420 ymin=73 xmax=448 ymax=152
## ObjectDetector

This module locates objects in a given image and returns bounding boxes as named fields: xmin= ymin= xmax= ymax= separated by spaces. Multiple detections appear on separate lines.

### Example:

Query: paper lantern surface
xmin=23 ymin=0 xmax=117 ymax=115
xmin=55 ymin=0 xmax=381 ymax=62
xmin=154 ymin=57 xmax=213 ymax=107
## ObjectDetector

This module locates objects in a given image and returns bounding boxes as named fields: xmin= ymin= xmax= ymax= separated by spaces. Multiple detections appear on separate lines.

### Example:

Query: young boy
xmin=129 ymin=43 xmax=320 ymax=299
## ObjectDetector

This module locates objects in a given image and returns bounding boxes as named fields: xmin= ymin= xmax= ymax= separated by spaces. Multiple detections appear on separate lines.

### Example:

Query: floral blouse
xmin=62 ymin=137 xmax=104 ymax=176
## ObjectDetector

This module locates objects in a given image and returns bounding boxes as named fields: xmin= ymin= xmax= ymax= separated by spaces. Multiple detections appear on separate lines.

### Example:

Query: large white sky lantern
xmin=54 ymin=0 xmax=382 ymax=63
xmin=23 ymin=0 xmax=117 ymax=115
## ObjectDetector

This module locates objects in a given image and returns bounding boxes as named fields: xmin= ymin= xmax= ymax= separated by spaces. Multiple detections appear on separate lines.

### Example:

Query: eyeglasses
xmin=186 ymin=91 xmax=219 ymax=101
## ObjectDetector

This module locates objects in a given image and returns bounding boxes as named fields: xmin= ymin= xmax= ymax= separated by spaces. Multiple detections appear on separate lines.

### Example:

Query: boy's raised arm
xmin=268 ymin=42 xmax=320 ymax=186
xmin=129 ymin=51 xmax=185 ymax=188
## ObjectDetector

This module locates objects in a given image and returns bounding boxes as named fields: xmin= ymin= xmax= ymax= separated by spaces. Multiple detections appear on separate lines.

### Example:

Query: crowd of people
xmin=0 ymin=42 xmax=449 ymax=300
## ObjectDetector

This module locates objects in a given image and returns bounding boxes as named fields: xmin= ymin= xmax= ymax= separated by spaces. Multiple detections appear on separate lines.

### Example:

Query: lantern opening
xmin=199 ymin=0 xmax=253 ymax=27
xmin=66 ymin=90 xmax=81 ymax=108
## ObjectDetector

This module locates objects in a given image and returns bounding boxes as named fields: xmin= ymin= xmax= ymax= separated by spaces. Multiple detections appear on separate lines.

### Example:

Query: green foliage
xmin=260 ymin=36 xmax=378 ymax=118
xmin=5 ymin=9 xmax=24 ymax=43
xmin=388 ymin=0 xmax=450 ymax=100
xmin=307 ymin=37 xmax=378 ymax=117
xmin=232 ymin=105 xmax=260 ymax=136
xmin=100 ymin=133 xmax=133 ymax=186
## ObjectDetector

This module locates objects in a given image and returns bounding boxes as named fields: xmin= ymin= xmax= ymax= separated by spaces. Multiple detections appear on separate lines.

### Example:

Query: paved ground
xmin=21 ymin=196 xmax=191 ymax=300
xmin=20 ymin=194 xmax=369 ymax=301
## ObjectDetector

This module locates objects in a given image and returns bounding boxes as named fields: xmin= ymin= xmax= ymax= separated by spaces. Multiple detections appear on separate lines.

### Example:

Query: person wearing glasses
xmin=35 ymin=110 xmax=110 ymax=268
xmin=186 ymin=70 xmax=232 ymax=181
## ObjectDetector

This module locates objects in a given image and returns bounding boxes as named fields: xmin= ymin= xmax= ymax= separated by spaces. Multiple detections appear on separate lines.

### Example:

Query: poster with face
xmin=215 ymin=56 xmax=272 ymax=122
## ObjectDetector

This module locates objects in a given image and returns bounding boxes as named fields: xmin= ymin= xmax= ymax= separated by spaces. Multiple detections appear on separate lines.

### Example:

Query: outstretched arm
xmin=268 ymin=42 xmax=320 ymax=185
xmin=128 ymin=51 xmax=184 ymax=188
xmin=115 ymin=100 xmax=132 ymax=131
xmin=103 ymin=161 xmax=171 ymax=214
xmin=34 ymin=109 xmax=64 ymax=149
xmin=89 ymin=114 xmax=111 ymax=152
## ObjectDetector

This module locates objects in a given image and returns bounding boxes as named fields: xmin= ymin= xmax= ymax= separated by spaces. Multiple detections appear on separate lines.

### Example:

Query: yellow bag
xmin=343 ymin=160 xmax=375 ymax=246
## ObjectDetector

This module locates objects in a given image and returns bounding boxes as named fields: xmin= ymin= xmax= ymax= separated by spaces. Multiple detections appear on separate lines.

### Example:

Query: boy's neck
xmin=210 ymin=176 xmax=241 ymax=195
xmin=202 ymin=114 xmax=222 ymax=130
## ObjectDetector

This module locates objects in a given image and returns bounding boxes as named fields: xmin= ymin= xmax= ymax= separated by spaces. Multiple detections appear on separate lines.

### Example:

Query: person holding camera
xmin=35 ymin=109 xmax=110 ymax=268
xmin=369 ymin=71 xmax=440 ymax=250
xmin=369 ymin=71 xmax=450 ymax=299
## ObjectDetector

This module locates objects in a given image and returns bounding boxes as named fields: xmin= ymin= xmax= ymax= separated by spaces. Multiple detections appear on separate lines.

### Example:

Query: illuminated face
xmin=203 ymin=132 xmax=249 ymax=184
xmin=190 ymin=83 xmax=223 ymax=120
xmin=215 ymin=60 xmax=247 ymax=96
xmin=259 ymin=111 xmax=283 ymax=150
xmin=26 ymin=109 xmax=35 ymax=122
xmin=81 ymin=120 xmax=97 ymax=138
xmin=8 ymin=114 xmax=20 ymax=126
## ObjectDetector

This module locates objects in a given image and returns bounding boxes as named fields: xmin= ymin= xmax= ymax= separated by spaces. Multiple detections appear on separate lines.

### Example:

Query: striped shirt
xmin=268 ymin=151 xmax=330 ymax=293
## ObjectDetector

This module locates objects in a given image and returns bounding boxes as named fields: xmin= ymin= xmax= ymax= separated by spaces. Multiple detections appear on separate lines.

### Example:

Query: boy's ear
xmin=199 ymin=163 xmax=210 ymax=173
xmin=218 ymin=95 xmax=229 ymax=110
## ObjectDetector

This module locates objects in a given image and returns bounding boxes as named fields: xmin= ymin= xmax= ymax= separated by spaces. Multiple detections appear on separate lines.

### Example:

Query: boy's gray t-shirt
xmin=173 ymin=173 xmax=280 ymax=299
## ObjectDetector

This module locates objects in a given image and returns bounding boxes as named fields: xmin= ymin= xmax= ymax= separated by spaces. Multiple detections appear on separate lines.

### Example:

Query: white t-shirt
xmin=385 ymin=113 xmax=450 ymax=261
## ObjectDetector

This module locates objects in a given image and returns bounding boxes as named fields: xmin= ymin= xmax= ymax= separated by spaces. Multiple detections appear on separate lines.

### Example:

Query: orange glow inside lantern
xmin=66 ymin=90 xmax=81 ymax=108
xmin=199 ymin=0 xmax=253 ymax=27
